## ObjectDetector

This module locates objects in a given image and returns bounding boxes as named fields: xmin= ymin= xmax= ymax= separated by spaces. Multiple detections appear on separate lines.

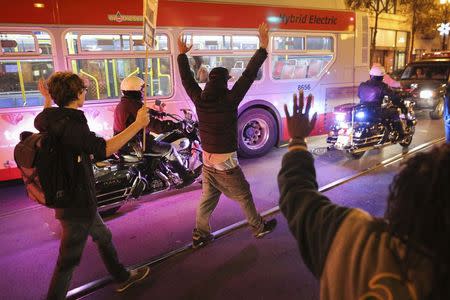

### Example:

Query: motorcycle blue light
xmin=355 ymin=111 xmax=365 ymax=119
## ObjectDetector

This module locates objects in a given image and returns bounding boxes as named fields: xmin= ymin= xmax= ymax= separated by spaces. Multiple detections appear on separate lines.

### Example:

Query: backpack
xmin=14 ymin=128 xmax=71 ymax=208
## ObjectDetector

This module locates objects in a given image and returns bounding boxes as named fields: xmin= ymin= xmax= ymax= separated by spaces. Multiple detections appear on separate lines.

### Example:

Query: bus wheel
xmin=238 ymin=108 xmax=277 ymax=158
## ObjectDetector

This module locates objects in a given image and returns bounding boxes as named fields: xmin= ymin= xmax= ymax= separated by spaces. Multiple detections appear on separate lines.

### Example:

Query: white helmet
xmin=369 ymin=65 xmax=386 ymax=77
xmin=120 ymin=75 xmax=145 ymax=91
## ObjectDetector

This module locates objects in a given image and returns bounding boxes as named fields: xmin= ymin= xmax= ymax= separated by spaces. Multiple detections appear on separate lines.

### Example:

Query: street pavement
xmin=0 ymin=115 xmax=445 ymax=300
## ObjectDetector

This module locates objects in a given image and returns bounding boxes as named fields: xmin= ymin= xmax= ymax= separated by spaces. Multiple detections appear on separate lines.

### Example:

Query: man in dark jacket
xmin=358 ymin=64 xmax=405 ymax=137
xmin=279 ymin=90 xmax=447 ymax=299
xmin=177 ymin=23 xmax=277 ymax=248
xmin=37 ymin=72 xmax=150 ymax=299
xmin=114 ymin=75 xmax=195 ymax=186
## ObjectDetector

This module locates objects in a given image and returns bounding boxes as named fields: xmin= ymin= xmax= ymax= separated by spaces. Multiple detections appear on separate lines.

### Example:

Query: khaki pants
xmin=195 ymin=165 xmax=264 ymax=236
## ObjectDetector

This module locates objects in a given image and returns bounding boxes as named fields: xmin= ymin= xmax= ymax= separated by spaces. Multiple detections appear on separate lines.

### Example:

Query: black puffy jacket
xmin=177 ymin=48 xmax=267 ymax=153
xmin=34 ymin=108 xmax=106 ymax=220
xmin=358 ymin=79 xmax=397 ymax=106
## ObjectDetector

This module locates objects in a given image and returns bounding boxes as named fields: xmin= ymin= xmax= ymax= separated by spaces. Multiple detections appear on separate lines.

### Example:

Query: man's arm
xmin=230 ymin=23 xmax=268 ymax=105
xmin=279 ymin=91 xmax=351 ymax=277
xmin=177 ymin=35 xmax=202 ymax=103
xmin=105 ymin=107 xmax=150 ymax=156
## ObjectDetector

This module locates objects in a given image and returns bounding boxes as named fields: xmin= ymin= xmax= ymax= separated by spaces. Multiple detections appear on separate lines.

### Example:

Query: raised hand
xmin=177 ymin=34 xmax=193 ymax=54
xmin=258 ymin=22 xmax=269 ymax=49
xmin=38 ymin=78 xmax=52 ymax=108
xmin=38 ymin=78 xmax=50 ymax=98
xmin=135 ymin=106 xmax=150 ymax=128
xmin=283 ymin=90 xmax=317 ymax=140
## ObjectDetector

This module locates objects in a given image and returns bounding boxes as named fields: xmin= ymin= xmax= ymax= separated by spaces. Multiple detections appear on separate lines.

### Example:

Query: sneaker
xmin=116 ymin=266 xmax=150 ymax=293
xmin=255 ymin=218 xmax=277 ymax=238
xmin=192 ymin=229 xmax=214 ymax=249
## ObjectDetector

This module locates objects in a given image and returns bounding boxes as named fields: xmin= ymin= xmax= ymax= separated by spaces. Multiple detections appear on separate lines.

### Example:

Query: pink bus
xmin=0 ymin=0 xmax=369 ymax=181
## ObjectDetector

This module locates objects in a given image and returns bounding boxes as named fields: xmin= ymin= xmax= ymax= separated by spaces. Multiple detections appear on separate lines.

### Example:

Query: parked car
xmin=399 ymin=55 xmax=450 ymax=119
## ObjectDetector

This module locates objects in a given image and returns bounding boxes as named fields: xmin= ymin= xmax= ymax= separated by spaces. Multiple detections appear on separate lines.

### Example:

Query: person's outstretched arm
xmin=278 ymin=91 xmax=351 ymax=278
xmin=177 ymin=35 xmax=202 ymax=103
xmin=230 ymin=23 xmax=268 ymax=105
xmin=106 ymin=107 xmax=150 ymax=156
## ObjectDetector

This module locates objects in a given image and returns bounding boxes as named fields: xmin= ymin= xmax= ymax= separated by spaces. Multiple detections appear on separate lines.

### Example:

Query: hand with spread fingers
xmin=284 ymin=90 xmax=317 ymax=140
xmin=258 ymin=22 xmax=269 ymax=49
xmin=177 ymin=34 xmax=193 ymax=54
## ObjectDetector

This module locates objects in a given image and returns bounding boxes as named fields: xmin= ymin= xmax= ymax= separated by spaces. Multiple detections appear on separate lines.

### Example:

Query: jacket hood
xmin=34 ymin=107 xmax=87 ymax=133
xmin=201 ymin=79 xmax=228 ymax=102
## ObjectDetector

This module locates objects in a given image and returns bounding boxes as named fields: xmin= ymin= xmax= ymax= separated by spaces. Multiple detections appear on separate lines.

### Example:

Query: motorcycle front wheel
xmin=399 ymin=126 xmax=415 ymax=147
xmin=344 ymin=150 xmax=365 ymax=159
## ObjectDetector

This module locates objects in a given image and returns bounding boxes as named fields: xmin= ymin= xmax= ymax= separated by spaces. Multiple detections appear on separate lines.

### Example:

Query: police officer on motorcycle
xmin=114 ymin=75 xmax=195 ymax=186
xmin=358 ymin=64 xmax=406 ymax=138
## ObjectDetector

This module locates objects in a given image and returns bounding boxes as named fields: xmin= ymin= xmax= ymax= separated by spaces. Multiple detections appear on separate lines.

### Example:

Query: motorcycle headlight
xmin=355 ymin=111 xmax=365 ymax=120
xmin=335 ymin=112 xmax=346 ymax=122
xmin=419 ymin=90 xmax=434 ymax=99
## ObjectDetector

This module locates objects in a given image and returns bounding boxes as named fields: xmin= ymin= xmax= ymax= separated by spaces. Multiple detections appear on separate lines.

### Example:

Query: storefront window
xmin=396 ymin=31 xmax=408 ymax=48
xmin=375 ymin=29 xmax=397 ymax=48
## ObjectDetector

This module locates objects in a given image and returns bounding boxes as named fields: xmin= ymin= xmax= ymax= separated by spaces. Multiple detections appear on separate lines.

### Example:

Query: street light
xmin=440 ymin=0 xmax=450 ymax=50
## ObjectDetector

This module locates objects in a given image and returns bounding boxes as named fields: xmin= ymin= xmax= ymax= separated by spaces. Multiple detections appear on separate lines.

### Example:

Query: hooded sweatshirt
xmin=278 ymin=150 xmax=434 ymax=299
xmin=35 ymin=107 xmax=106 ymax=220
xmin=177 ymin=48 xmax=267 ymax=153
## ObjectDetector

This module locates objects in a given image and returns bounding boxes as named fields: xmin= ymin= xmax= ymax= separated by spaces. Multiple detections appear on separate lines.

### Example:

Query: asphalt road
xmin=0 ymin=114 xmax=445 ymax=300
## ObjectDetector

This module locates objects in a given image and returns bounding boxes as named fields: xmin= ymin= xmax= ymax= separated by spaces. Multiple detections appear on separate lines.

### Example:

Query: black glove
xmin=148 ymin=109 xmax=167 ymax=118
xmin=177 ymin=121 xmax=186 ymax=131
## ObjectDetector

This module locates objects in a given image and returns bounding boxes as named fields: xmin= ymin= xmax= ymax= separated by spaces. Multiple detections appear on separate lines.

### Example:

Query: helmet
xmin=369 ymin=65 xmax=386 ymax=77
xmin=120 ymin=76 xmax=145 ymax=91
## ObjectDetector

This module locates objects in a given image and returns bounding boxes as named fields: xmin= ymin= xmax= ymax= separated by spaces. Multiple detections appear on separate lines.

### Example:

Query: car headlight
xmin=335 ymin=112 xmax=346 ymax=122
xmin=419 ymin=90 xmax=434 ymax=99
xmin=355 ymin=111 xmax=365 ymax=120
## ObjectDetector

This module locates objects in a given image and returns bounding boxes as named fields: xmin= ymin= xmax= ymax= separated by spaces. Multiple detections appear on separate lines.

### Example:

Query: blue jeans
xmin=444 ymin=95 xmax=450 ymax=143
xmin=47 ymin=212 xmax=129 ymax=300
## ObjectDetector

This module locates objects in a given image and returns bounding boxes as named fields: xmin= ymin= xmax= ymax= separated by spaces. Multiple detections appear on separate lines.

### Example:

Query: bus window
xmin=0 ymin=30 xmax=54 ymax=108
xmin=80 ymin=34 xmax=131 ymax=52
xmin=307 ymin=36 xmax=333 ymax=51
xmin=132 ymin=34 xmax=168 ymax=51
xmin=0 ymin=33 xmax=36 ymax=54
xmin=0 ymin=59 xmax=53 ymax=108
xmin=273 ymin=36 xmax=305 ymax=51
xmin=271 ymin=55 xmax=333 ymax=80
xmin=232 ymin=35 xmax=259 ymax=50
xmin=35 ymin=31 xmax=52 ymax=54
xmin=187 ymin=55 xmax=262 ymax=83
xmin=191 ymin=34 xmax=232 ymax=50
xmin=71 ymin=57 xmax=172 ymax=100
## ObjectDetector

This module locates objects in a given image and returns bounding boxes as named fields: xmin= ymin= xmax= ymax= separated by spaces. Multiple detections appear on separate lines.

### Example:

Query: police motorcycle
xmin=326 ymin=94 xmax=417 ymax=159
xmin=94 ymin=103 xmax=203 ymax=215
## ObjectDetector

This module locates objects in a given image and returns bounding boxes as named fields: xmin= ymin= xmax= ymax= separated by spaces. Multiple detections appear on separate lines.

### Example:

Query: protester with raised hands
xmin=278 ymin=90 xmax=448 ymax=299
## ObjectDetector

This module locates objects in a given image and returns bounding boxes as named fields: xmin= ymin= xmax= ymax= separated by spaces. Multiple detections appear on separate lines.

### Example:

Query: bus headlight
xmin=335 ymin=112 xmax=346 ymax=122
xmin=419 ymin=90 xmax=434 ymax=99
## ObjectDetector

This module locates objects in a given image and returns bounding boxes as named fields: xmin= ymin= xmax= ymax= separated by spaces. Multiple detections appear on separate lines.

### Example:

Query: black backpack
xmin=14 ymin=128 xmax=71 ymax=208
